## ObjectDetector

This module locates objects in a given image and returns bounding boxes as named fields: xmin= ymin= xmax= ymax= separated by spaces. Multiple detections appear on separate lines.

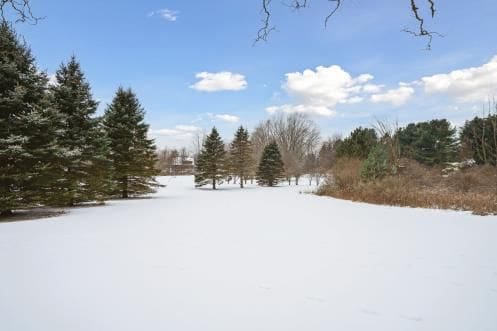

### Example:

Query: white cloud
xmin=370 ymin=85 xmax=415 ymax=106
xmin=362 ymin=84 xmax=384 ymax=93
xmin=266 ymin=104 xmax=336 ymax=117
xmin=150 ymin=125 xmax=202 ymax=138
xmin=149 ymin=125 xmax=204 ymax=149
xmin=267 ymin=65 xmax=379 ymax=117
xmin=283 ymin=65 xmax=372 ymax=106
xmin=345 ymin=96 xmax=364 ymax=104
xmin=214 ymin=114 xmax=240 ymax=123
xmin=190 ymin=71 xmax=247 ymax=92
xmin=421 ymin=56 xmax=497 ymax=102
xmin=148 ymin=9 xmax=179 ymax=22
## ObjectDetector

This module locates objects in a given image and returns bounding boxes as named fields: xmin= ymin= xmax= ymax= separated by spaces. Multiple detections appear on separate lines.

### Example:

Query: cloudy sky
xmin=16 ymin=0 xmax=497 ymax=148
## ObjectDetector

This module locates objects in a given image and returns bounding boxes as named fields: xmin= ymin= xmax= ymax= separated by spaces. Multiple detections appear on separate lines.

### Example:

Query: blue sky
xmin=13 ymin=0 xmax=497 ymax=148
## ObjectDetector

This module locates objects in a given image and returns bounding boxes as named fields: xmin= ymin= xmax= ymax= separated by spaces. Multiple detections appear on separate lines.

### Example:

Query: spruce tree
xmin=229 ymin=126 xmax=253 ymax=188
xmin=0 ymin=23 xmax=60 ymax=216
xmin=195 ymin=127 xmax=226 ymax=189
xmin=103 ymin=87 xmax=158 ymax=198
xmin=256 ymin=142 xmax=285 ymax=187
xmin=49 ymin=56 xmax=112 ymax=205
xmin=398 ymin=119 xmax=457 ymax=165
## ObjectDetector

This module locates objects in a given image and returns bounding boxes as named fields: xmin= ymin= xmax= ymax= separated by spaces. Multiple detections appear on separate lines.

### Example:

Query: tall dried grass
xmin=318 ymin=158 xmax=497 ymax=215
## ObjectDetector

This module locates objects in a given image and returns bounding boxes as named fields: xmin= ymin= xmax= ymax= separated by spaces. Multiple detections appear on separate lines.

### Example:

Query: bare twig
xmin=255 ymin=0 xmax=441 ymax=49
xmin=403 ymin=0 xmax=442 ymax=50
xmin=0 ymin=0 xmax=42 ymax=24
xmin=254 ymin=0 xmax=275 ymax=44
xmin=325 ymin=0 xmax=342 ymax=28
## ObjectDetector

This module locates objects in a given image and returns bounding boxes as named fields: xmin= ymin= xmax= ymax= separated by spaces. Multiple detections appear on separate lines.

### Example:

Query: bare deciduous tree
xmin=373 ymin=119 xmax=401 ymax=171
xmin=318 ymin=134 xmax=342 ymax=174
xmin=252 ymin=113 xmax=320 ymax=185
xmin=192 ymin=131 xmax=206 ymax=161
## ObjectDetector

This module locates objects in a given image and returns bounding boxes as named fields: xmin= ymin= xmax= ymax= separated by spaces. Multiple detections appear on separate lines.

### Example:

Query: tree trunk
xmin=240 ymin=175 xmax=244 ymax=188
xmin=0 ymin=210 xmax=13 ymax=217
xmin=122 ymin=177 xmax=129 ymax=198
xmin=212 ymin=177 xmax=216 ymax=190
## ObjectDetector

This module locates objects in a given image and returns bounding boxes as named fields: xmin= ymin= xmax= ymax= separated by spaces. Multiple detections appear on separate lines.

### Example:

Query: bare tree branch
xmin=427 ymin=0 xmax=436 ymax=17
xmin=324 ymin=0 xmax=342 ymax=28
xmin=0 ymin=0 xmax=42 ymax=24
xmin=402 ymin=0 xmax=442 ymax=50
xmin=254 ymin=0 xmax=275 ymax=44
xmin=255 ymin=0 xmax=442 ymax=49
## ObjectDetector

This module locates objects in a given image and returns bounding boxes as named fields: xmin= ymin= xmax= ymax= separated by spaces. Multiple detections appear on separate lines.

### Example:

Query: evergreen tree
xmin=398 ymin=119 xmax=457 ymax=165
xmin=195 ymin=127 xmax=226 ymax=189
xmin=336 ymin=127 xmax=378 ymax=159
xmin=229 ymin=126 xmax=252 ymax=188
xmin=103 ymin=87 xmax=158 ymax=198
xmin=0 ymin=23 xmax=60 ymax=216
xmin=256 ymin=142 xmax=285 ymax=187
xmin=361 ymin=144 xmax=390 ymax=181
xmin=460 ymin=115 xmax=497 ymax=165
xmin=50 ymin=56 xmax=112 ymax=205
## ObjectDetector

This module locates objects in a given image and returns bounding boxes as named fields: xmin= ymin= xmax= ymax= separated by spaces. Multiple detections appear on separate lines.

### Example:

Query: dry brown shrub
xmin=318 ymin=158 xmax=497 ymax=215
xmin=447 ymin=165 xmax=497 ymax=194
xmin=329 ymin=157 xmax=362 ymax=192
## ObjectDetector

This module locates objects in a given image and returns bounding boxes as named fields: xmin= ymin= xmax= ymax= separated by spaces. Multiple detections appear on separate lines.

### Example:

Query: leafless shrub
xmin=318 ymin=158 xmax=497 ymax=215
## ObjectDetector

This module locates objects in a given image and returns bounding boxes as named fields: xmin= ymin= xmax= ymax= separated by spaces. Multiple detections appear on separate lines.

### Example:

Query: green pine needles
xmin=229 ymin=126 xmax=253 ymax=188
xmin=0 ymin=22 xmax=58 ymax=215
xmin=195 ymin=127 xmax=226 ymax=189
xmin=0 ymin=23 xmax=159 ymax=215
xmin=256 ymin=142 xmax=285 ymax=187
xmin=103 ymin=87 xmax=159 ymax=198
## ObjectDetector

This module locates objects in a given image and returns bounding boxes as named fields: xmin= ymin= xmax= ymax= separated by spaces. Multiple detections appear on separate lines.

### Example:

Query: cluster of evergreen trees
xmin=334 ymin=119 xmax=458 ymax=166
xmin=0 ymin=23 xmax=157 ymax=215
xmin=326 ymin=116 xmax=497 ymax=181
xmin=461 ymin=113 xmax=497 ymax=165
xmin=194 ymin=127 xmax=285 ymax=189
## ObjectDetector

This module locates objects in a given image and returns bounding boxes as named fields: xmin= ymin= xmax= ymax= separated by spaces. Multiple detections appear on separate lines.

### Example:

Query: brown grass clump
xmin=331 ymin=157 xmax=362 ymax=192
xmin=318 ymin=158 xmax=497 ymax=215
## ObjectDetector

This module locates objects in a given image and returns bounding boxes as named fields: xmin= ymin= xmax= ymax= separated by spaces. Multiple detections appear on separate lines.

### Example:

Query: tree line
xmin=0 ymin=23 xmax=157 ymax=216
xmin=194 ymin=113 xmax=320 ymax=189
xmin=325 ymin=114 xmax=497 ymax=183
xmin=193 ymin=108 xmax=497 ymax=191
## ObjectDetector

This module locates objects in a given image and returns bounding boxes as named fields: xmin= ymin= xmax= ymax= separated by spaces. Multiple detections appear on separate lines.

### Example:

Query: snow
xmin=1 ymin=176 xmax=496 ymax=331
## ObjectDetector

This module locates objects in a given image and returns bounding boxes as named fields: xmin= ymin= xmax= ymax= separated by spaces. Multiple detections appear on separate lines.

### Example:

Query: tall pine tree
xmin=103 ymin=87 xmax=158 ymax=198
xmin=50 ymin=56 xmax=112 ymax=205
xmin=195 ymin=127 xmax=226 ymax=189
xmin=229 ymin=126 xmax=252 ymax=188
xmin=0 ymin=23 xmax=61 ymax=216
xmin=256 ymin=142 xmax=285 ymax=187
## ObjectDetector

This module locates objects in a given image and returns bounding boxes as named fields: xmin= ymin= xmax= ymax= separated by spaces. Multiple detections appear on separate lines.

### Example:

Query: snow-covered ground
xmin=1 ymin=176 xmax=496 ymax=331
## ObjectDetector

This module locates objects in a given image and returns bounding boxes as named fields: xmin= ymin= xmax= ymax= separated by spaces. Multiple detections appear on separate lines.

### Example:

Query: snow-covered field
xmin=1 ymin=176 xmax=496 ymax=331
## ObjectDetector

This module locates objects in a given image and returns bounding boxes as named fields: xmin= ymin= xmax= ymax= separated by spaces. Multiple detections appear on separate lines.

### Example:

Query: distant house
xmin=163 ymin=156 xmax=194 ymax=176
